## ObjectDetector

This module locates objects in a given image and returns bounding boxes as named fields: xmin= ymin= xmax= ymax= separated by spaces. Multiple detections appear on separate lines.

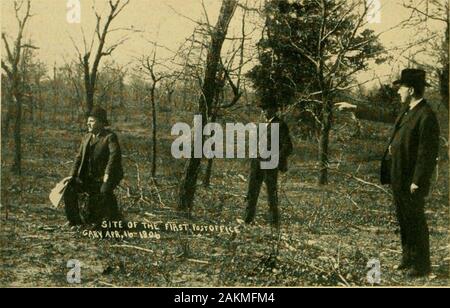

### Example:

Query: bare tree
xmin=141 ymin=47 xmax=173 ymax=179
xmin=50 ymin=64 xmax=61 ymax=122
xmin=72 ymin=0 xmax=131 ymax=114
xmin=202 ymin=6 xmax=249 ymax=188
xmin=1 ymin=0 xmax=37 ymax=174
xmin=174 ymin=26 xmax=208 ymax=110
xmin=178 ymin=0 xmax=239 ymax=214
xmin=1 ymin=74 xmax=14 ymax=139
xmin=1 ymin=73 xmax=11 ymax=138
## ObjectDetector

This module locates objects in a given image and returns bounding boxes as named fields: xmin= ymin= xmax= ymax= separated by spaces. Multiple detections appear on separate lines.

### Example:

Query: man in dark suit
xmin=336 ymin=69 xmax=440 ymax=277
xmin=64 ymin=107 xmax=124 ymax=227
xmin=245 ymin=102 xmax=293 ymax=228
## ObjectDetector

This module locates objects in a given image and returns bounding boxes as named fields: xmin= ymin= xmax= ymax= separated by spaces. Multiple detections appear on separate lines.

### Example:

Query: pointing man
xmin=336 ymin=69 xmax=440 ymax=277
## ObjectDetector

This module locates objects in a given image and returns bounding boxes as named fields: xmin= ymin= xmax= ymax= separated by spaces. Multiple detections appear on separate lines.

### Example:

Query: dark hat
xmin=393 ymin=68 xmax=430 ymax=88
xmin=88 ymin=107 xmax=109 ymax=126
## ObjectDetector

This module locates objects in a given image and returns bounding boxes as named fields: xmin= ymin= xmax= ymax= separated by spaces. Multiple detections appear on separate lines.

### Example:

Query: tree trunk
xmin=71 ymin=99 xmax=75 ymax=122
xmin=110 ymin=102 xmax=115 ymax=123
xmin=440 ymin=67 xmax=449 ymax=110
xmin=52 ymin=68 xmax=59 ymax=122
xmin=38 ymin=92 xmax=43 ymax=122
xmin=36 ymin=80 xmax=42 ymax=123
xmin=178 ymin=157 xmax=202 ymax=214
xmin=203 ymin=103 xmax=219 ymax=188
xmin=150 ymin=86 xmax=157 ymax=178
xmin=52 ymin=101 xmax=57 ymax=122
xmin=29 ymin=96 xmax=34 ymax=123
xmin=2 ymin=94 xmax=13 ymax=139
xmin=3 ymin=111 xmax=11 ymax=139
xmin=203 ymin=159 xmax=214 ymax=188
xmin=167 ymin=89 xmax=174 ymax=106
xmin=12 ymin=95 xmax=22 ymax=175
xmin=178 ymin=0 xmax=237 ymax=212
xmin=318 ymin=102 xmax=332 ymax=185
xmin=86 ymin=88 xmax=94 ymax=115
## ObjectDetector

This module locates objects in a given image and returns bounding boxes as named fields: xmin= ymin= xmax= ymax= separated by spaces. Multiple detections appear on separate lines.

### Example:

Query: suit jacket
xmin=260 ymin=116 xmax=294 ymax=171
xmin=71 ymin=129 xmax=124 ymax=188
xmin=356 ymin=100 xmax=440 ymax=195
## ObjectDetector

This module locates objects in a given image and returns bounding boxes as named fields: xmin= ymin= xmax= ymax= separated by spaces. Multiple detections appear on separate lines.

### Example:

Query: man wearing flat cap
xmin=64 ymin=106 xmax=124 ymax=227
xmin=336 ymin=69 xmax=440 ymax=277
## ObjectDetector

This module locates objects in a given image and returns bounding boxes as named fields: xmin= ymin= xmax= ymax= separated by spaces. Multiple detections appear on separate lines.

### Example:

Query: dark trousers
xmin=393 ymin=188 xmax=431 ymax=272
xmin=64 ymin=178 xmax=121 ymax=226
xmin=245 ymin=159 xmax=279 ymax=226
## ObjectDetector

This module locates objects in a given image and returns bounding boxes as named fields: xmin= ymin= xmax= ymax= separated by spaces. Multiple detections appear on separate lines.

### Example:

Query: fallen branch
xmin=385 ymin=248 xmax=401 ymax=254
xmin=350 ymin=175 xmax=390 ymax=195
xmin=135 ymin=163 xmax=144 ymax=202
xmin=335 ymin=242 xmax=351 ymax=287
xmin=337 ymin=273 xmax=351 ymax=287
xmin=437 ymin=245 xmax=450 ymax=252
xmin=342 ymin=192 xmax=359 ymax=208
xmin=187 ymin=258 xmax=209 ymax=264
xmin=97 ymin=281 xmax=117 ymax=288
xmin=150 ymin=177 xmax=167 ymax=208
xmin=111 ymin=244 xmax=154 ymax=253
xmin=140 ymin=196 xmax=153 ymax=206
xmin=330 ymin=169 xmax=391 ymax=196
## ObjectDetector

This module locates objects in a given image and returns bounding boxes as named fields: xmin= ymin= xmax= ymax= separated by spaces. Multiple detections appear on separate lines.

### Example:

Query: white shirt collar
xmin=409 ymin=98 xmax=424 ymax=111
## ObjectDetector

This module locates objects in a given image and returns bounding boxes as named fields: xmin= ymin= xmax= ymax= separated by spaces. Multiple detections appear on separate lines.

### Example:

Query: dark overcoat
xmin=356 ymin=100 xmax=440 ymax=195
xmin=71 ymin=129 xmax=124 ymax=188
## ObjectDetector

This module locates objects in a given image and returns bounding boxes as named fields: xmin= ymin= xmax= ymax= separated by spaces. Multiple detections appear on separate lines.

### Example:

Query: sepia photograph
xmin=1 ymin=0 xmax=449 ymax=289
